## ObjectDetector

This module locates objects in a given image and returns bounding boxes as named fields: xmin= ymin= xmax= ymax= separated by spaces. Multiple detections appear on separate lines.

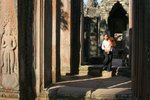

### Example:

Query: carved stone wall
xmin=87 ymin=0 xmax=98 ymax=8
xmin=84 ymin=0 xmax=129 ymax=20
xmin=0 ymin=0 xmax=18 ymax=91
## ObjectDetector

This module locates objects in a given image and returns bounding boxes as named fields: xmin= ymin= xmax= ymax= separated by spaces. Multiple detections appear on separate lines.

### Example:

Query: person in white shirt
xmin=101 ymin=33 xmax=113 ymax=71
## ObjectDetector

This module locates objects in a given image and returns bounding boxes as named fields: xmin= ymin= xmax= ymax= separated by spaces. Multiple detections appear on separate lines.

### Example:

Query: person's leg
xmin=107 ymin=52 xmax=113 ymax=71
xmin=103 ymin=51 xmax=109 ymax=70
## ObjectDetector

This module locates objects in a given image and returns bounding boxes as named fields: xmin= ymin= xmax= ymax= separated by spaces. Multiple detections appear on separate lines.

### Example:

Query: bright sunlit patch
xmin=108 ymin=81 xmax=132 ymax=88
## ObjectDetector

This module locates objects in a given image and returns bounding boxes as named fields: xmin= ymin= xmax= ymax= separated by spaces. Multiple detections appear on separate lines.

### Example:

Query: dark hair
xmin=103 ymin=33 xmax=108 ymax=37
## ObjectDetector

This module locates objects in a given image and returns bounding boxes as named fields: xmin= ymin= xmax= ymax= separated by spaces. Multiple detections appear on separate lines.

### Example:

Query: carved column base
xmin=0 ymin=90 xmax=19 ymax=100
xmin=1 ymin=73 xmax=18 ymax=90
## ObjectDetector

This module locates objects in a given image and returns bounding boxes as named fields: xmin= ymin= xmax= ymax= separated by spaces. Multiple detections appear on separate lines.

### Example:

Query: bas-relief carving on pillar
xmin=0 ymin=0 xmax=18 ymax=90
xmin=1 ymin=22 xmax=17 ymax=74
xmin=0 ymin=22 xmax=18 ymax=90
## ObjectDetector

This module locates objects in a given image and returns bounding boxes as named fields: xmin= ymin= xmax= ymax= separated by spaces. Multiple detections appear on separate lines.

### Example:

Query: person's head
xmin=103 ymin=33 xmax=109 ymax=40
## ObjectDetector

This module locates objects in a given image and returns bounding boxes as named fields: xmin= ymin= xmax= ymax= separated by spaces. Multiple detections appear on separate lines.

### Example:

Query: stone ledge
xmin=79 ymin=65 xmax=131 ymax=78
xmin=0 ymin=98 xmax=19 ymax=100
xmin=102 ymin=71 xmax=113 ymax=78
xmin=91 ymin=88 xmax=132 ymax=100
xmin=79 ymin=65 xmax=103 ymax=76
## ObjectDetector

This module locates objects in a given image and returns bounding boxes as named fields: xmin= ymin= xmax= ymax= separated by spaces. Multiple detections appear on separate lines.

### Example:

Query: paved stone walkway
xmin=48 ymin=59 xmax=132 ymax=100
xmin=48 ymin=75 xmax=131 ymax=100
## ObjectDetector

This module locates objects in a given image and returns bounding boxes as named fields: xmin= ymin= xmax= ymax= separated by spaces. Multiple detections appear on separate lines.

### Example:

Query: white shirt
xmin=101 ymin=40 xmax=112 ymax=52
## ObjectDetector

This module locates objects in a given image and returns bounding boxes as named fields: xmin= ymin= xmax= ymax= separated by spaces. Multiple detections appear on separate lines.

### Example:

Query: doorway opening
xmin=108 ymin=1 xmax=128 ymax=37
xmin=108 ymin=1 xmax=129 ymax=66
xmin=80 ymin=0 xmax=131 ymax=79
xmin=82 ymin=0 xmax=129 ymax=65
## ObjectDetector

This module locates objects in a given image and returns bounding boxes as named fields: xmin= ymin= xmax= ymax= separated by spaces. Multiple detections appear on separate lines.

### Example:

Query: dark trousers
xmin=103 ymin=51 xmax=113 ymax=71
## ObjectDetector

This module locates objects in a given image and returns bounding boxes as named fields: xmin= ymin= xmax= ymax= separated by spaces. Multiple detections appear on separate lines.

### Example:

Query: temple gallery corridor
xmin=49 ymin=58 xmax=131 ymax=99
xmin=0 ymin=0 xmax=150 ymax=100
xmin=48 ymin=0 xmax=131 ymax=99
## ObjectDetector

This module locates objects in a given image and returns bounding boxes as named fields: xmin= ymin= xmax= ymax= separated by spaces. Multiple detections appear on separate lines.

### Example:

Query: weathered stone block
xmin=79 ymin=65 xmax=103 ymax=76
xmin=102 ymin=71 xmax=113 ymax=78
xmin=91 ymin=88 xmax=132 ymax=100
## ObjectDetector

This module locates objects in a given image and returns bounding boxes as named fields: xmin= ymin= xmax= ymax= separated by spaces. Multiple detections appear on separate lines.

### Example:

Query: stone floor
xmin=48 ymin=59 xmax=132 ymax=100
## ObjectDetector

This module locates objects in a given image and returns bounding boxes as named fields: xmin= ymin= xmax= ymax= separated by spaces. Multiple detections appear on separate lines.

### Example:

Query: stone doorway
xmin=81 ymin=0 xmax=129 ymax=65
xmin=107 ymin=1 xmax=129 ymax=62
xmin=108 ymin=1 xmax=128 ymax=37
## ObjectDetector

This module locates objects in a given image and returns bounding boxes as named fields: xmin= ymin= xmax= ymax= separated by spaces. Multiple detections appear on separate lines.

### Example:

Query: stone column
xmin=70 ymin=0 xmax=81 ymax=75
xmin=132 ymin=0 xmax=150 ymax=99
xmin=142 ymin=0 xmax=150 ymax=99
xmin=129 ymin=0 xmax=133 ymax=29
xmin=0 ymin=0 xmax=19 ymax=99
xmin=51 ymin=0 xmax=61 ymax=83
xmin=80 ymin=0 xmax=84 ymax=65
xmin=33 ymin=0 xmax=45 ymax=96
xmin=52 ymin=0 xmax=57 ymax=83
xmin=132 ymin=0 xmax=144 ymax=98
xmin=128 ymin=1 xmax=132 ymax=71
xmin=60 ymin=0 xmax=71 ymax=75
xmin=44 ymin=0 xmax=61 ymax=86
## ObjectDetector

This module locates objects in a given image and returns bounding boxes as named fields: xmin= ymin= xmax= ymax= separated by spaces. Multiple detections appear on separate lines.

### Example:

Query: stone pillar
xmin=60 ymin=0 xmax=71 ymax=75
xmin=80 ymin=0 xmax=84 ymax=65
xmin=44 ymin=0 xmax=52 ymax=87
xmin=132 ymin=0 xmax=150 ymax=99
xmin=70 ymin=0 xmax=81 ymax=74
xmin=18 ymin=0 xmax=35 ymax=99
xmin=128 ymin=0 xmax=133 ymax=71
xmin=144 ymin=0 xmax=150 ymax=98
xmin=51 ymin=0 xmax=61 ymax=83
xmin=44 ymin=0 xmax=61 ymax=86
xmin=0 ymin=0 xmax=19 ymax=99
xmin=33 ymin=0 xmax=45 ymax=96
xmin=52 ymin=0 xmax=57 ymax=83
xmin=129 ymin=0 xmax=133 ymax=29
xmin=132 ymin=0 xmax=143 ymax=98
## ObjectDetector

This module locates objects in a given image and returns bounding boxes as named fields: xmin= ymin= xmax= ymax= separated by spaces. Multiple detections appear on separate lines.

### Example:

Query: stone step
xmin=48 ymin=86 xmax=132 ymax=100
xmin=92 ymin=88 xmax=132 ymax=100
xmin=79 ymin=65 xmax=131 ymax=78
xmin=102 ymin=70 xmax=113 ymax=78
